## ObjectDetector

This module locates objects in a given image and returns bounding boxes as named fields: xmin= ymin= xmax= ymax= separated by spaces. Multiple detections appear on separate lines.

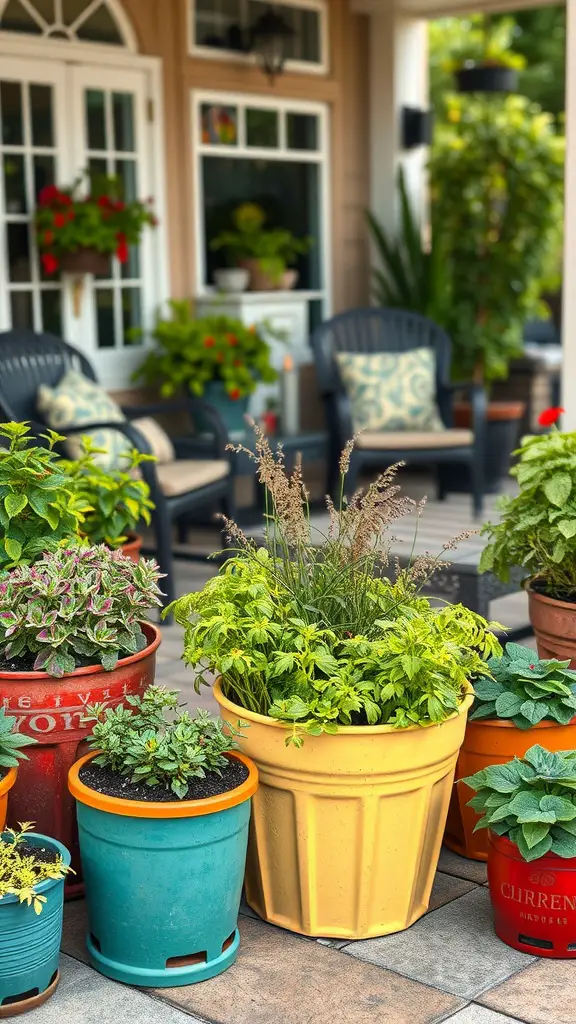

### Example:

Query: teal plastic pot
xmin=201 ymin=381 xmax=250 ymax=436
xmin=68 ymin=751 xmax=258 ymax=987
xmin=0 ymin=832 xmax=69 ymax=1014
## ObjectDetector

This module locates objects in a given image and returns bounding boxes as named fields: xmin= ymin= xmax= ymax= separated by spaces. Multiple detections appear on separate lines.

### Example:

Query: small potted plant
xmin=170 ymin=430 xmax=501 ymax=940
xmin=446 ymin=643 xmax=576 ymax=861
xmin=68 ymin=685 xmax=257 ymax=986
xmin=62 ymin=436 xmax=155 ymax=560
xmin=34 ymin=173 xmax=156 ymax=278
xmin=0 ymin=709 xmax=36 ymax=830
xmin=446 ymin=14 xmax=524 ymax=94
xmin=0 ymin=421 xmax=88 ymax=567
xmin=480 ymin=412 xmax=576 ymax=664
xmin=0 ymin=546 xmax=163 ymax=889
xmin=465 ymin=744 xmax=576 ymax=958
xmin=0 ymin=823 xmax=71 ymax=1013
xmin=134 ymin=299 xmax=279 ymax=435
xmin=210 ymin=202 xmax=312 ymax=291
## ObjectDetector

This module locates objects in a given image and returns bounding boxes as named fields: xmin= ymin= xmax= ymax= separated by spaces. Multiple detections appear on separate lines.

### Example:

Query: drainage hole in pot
xmin=1 ymin=988 xmax=39 ymax=1006
xmin=518 ymin=934 xmax=554 ymax=950
xmin=222 ymin=931 xmax=236 ymax=952
xmin=90 ymin=933 xmax=102 ymax=953
xmin=166 ymin=950 xmax=207 ymax=968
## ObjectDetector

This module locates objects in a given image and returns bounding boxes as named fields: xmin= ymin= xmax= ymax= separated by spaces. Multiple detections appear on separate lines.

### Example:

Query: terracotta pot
xmin=0 ymin=621 xmax=161 ymax=894
xmin=445 ymin=715 xmax=576 ymax=861
xmin=527 ymin=583 xmax=576 ymax=667
xmin=488 ymin=831 xmax=576 ymax=957
xmin=453 ymin=400 xmax=525 ymax=492
xmin=119 ymin=532 xmax=142 ymax=563
xmin=0 ymin=766 xmax=17 ymax=831
xmin=60 ymin=247 xmax=110 ymax=276
xmin=240 ymin=258 xmax=290 ymax=292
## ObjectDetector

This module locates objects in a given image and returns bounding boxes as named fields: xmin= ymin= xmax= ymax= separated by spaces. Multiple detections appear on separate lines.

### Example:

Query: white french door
xmin=0 ymin=55 xmax=163 ymax=387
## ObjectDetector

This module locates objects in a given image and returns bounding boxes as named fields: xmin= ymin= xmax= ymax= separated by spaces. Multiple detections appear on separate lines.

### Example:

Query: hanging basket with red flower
xmin=34 ymin=174 xmax=157 ymax=277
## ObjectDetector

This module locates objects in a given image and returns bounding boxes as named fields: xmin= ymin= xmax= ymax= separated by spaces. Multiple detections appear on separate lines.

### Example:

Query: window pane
xmin=33 ymin=0 xmax=54 ymax=24
xmin=62 ymin=0 xmax=91 ymax=24
xmin=3 ymin=154 xmax=27 ymax=213
xmin=85 ymin=89 xmax=106 ymax=151
xmin=195 ymin=0 xmax=243 ymax=51
xmin=33 ymin=154 xmax=56 ymax=202
xmin=0 ymin=0 xmax=42 ymax=34
xmin=95 ymin=288 xmax=116 ymax=347
xmin=298 ymin=8 xmax=320 ymax=62
xmin=40 ymin=289 xmax=62 ymax=334
xmin=121 ymin=244 xmax=140 ymax=281
xmin=115 ymin=158 xmax=137 ymax=202
xmin=121 ymin=288 xmax=142 ymax=345
xmin=76 ymin=5 xmax=123 ymax=44
xmin=112 ymin=92 xmax=134 ymax=153
xmin=246 ymin=108 xmax=278 ymax=149
xmin=30 ymin=84 xmax=54 ymax=147
xmin=10 ymin=290 xmax=33 ymax=329
xmin=0 ymin=81 xmax=23 ymax=145
xmin=7 ymin=223 xmax=31 ymax=281
xmin=286 ymin=113 xmax=318 ymax=151
xmin=200 ymin=104 xmax=237 ymax=146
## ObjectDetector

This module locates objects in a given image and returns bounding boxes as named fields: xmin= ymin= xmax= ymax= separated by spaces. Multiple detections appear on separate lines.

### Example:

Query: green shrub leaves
xmin=470 ymin=642 xmax=576 ymax=728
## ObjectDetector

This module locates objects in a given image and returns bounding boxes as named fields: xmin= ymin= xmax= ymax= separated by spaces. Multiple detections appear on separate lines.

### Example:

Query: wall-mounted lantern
xmin=250 ymin=5 xmax=295 ymax=84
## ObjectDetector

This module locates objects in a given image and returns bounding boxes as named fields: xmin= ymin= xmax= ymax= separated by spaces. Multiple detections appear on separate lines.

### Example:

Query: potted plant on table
xmin=62 ymin=436 xmax=155 ymax=561
xmin=445 ymin=643 xmax=576 ymax=861
xmin=0 ymin=823 xmax=71 ymax=1013
xmin=480 ymin=415 xmax=576 ymax=665
xmin=0 ymin=546 xmax=163 ymax=890
xmin=466 ymin=745 xmax=576 ymax=958
xmin=210 ymin=202 xmax=312 ymax=292
xmin=68 ymin=685 xmax=257 ymax=986
xmin=0 ymin=709 xmax=36 ymax=831
xmin=134 ymin=299 xmax=279 ymax=435
xmin=170 ymin=431 xmax=501 ymax=940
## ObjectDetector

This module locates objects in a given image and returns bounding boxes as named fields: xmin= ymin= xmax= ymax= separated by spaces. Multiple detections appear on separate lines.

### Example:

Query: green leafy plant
xmin=464 ymin=744 xmax=576 ymax=862
xmin=62 ymin=437 xmax=155 ymax=548
xmin=0 ymin=823 xmax=72 ymax=914
xmin=171 ymin=430 xmax=501 ymax=745
xmin=0 ymin=546 xmax=163 ymax=678
xmin=0 ymin=422 xmax=88 ymax=568
xmin=34 ymin=173 xmax=156 ymax=276
xmin=480 ymin=425 xmax=576 ymax=600
xmin=82 ymin=685 xmax=241 ymax=799
xmin=366 ymin=167 xmax=450 ymax=324
xmin=439 ymin=14 xmax=526 ymax=74
xmin=0 ymin=709 xmax=36 ymax=769
xmin=470 ymin=642 xmax=576 ymax=728
xmin=211 ymin=202 xmax=312 ymax=284
xmin=134 ymin=298 xmax=279 ymax=400
xmin=429 ymin=91 xmax=564 ymax=383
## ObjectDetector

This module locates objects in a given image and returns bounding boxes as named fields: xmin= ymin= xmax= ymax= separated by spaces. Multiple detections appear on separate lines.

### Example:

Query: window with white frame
xmin=193 ymin=91 xmax=330 ymax=328
xmin=192 ymin=0 xmax=327 ymax=73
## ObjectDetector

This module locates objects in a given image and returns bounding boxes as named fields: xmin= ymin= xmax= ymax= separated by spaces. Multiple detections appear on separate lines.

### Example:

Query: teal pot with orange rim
xmin=200 ymin=381 xmax=250 ymax=437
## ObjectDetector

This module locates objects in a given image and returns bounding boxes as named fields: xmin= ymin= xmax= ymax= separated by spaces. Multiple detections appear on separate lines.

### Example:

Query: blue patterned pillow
xmin=335 ymin=348 xmax=445 ymax=433
xmin=37 ymin=369 xmax=130 ymax=470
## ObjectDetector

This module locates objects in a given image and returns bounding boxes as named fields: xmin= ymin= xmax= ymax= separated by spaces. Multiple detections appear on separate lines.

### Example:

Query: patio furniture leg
xmin=470 ymin=452 xmax=484 ymax=519
xmin=153 ymin=506 xmax=176 ymax=622
xmin=436 ymin=465 xmax=447 ymax=502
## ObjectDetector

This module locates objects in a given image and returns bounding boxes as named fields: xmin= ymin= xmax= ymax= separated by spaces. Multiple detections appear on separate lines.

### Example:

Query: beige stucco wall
xmin=119 ymin=0 xmax=371 ymax=314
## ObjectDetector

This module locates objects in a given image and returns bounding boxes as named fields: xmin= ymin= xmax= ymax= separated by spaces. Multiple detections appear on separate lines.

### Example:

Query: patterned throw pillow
xmin=335 ymin=348 xmax=445 ymax=433
xmin=37 ymin=369 xmax=130 ymax=470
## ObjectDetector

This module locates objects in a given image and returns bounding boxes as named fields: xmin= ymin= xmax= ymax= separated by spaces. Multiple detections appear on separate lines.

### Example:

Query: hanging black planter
xmin=456 ymin=64 xmax=518 ymax=94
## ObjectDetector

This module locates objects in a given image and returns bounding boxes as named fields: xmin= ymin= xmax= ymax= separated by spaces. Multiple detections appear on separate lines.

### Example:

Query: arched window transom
xmin=0 ymin=0 xmax=128 ymax=46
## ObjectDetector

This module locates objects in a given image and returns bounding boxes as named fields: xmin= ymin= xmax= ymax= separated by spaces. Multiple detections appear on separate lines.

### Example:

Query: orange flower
xmin=43 ymin=230 xmax=54 ymax=245
xmin=233 ymin=359 xmax=242 ymax=368
xmin=227 ymin=333 xmax=238 ymax=347
xmin=216 ymin=352 xmax=225 ymax=363
xmin=229 ymin=387 xmax=241 ymax=400
xmin=203 ymin=336 xmax=216 ymax=348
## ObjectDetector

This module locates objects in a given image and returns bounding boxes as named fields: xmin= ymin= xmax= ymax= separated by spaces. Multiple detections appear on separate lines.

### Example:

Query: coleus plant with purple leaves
xmin=0 ymin=546 xmax=163 ymax=677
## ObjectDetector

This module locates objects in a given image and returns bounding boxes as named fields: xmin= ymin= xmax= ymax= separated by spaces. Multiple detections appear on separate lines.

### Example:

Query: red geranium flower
xmin=38 ymin=184 xmax=61 ymax=205
xmin=113 ymin=201 xmax=125 ymax=212
xmin=115 ymin=233 xmax=128 ymax=264
xmin=229 ymin=388 xmax=241 ymax=401
xmin=43 ymin=229 xmax=54 ymax=245
xmin=98 ymin=195 xmax=112 ymax=208
xmin=227 ymin=333 xmax=238 ymax=347
xmin=538 ymin=407 xmax=564 ymax=427
xmin=53 ymin=212 xmax=66 ymax=228
xmin=41 ymin=253 xmax=59 ymax=275
xmin=203 ymin=336 xmax=216 ymax=348
xmin=233 ymin=359 xmax=242 ymax=368
xmin=59 ymin=194 xmax=73 ymax=207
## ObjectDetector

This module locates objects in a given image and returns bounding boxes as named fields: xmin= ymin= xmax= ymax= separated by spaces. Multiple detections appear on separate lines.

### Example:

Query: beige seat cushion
xmin=356 ymin=429 xmax=473 ymax=450
xmin=131 ymin=417 xmax=175 ymax=464
xmin=156 ymin=459 xmax=229 ymax=497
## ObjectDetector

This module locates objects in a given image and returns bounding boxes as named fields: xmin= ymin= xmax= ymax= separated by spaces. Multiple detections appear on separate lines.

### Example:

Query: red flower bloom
xmin=203 ymin=336 xmax=216 ymax=348
xmin=538 ymin=407 xmax=564 ymax=427
xmin=59 ymin=194 xmax=73 ymax=206
xmin=67 ymin=209 xmax=75 ymax=221
xmin=216 ymin=352 xmax=225 ymax=363
xmin=43 ymin=230 xmax=54 ymax=245
xmin=227 ymin=333 xmax=238 ymax=347
xmin=98 ymin=195 xmax=112 ymax=208
xmin=113 ymin=200 xmax=125 ymax=212
xmin=229 ymin=388 xmax=241 ymax=401
xmin=233 ymin=359 xmax=242 ymax=368
xmin=38 ymin=184 xmax=61 ymax=205
xmin=53 ymin=212 xmax=66 ymax=228
xmin=41 ymin=253 xmax=59 ymax=275
xmin=115 ymin=233 xmax=128 ymax=264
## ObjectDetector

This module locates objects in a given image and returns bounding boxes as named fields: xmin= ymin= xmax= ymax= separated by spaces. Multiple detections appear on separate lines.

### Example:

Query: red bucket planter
xmin=488 ymin=831 xmax=576 ymax=958
xmin=0 ymin=621 xmax=160 ymax=895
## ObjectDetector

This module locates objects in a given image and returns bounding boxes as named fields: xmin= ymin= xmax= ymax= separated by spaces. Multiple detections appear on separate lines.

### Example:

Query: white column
xmin=562 ymin=1 xmax=576 ymax=429
xmin=369 ymin=9 xmax=429 ymax=235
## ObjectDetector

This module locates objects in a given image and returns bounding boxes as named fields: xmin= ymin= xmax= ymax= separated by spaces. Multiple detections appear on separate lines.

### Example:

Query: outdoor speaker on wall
xmin=401 ymin=107 xmax=433 ymax=150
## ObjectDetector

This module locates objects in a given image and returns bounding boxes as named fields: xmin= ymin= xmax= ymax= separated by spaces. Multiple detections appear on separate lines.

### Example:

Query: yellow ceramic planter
xmin=0 ymin=767 xmax=17 ymax=831
xmin=214 ymin=681 xmax=473 ymax=940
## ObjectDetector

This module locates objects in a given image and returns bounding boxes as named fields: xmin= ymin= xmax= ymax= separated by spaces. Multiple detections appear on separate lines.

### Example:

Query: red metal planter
xmin=488 ymin=831 xmax=576 ymax=958
xmin=0 ymin=622 xmax=160 ymax=895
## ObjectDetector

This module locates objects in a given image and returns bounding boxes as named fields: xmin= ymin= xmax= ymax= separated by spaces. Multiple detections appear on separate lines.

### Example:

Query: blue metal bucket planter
xmin=68 ymin=751 xmax=258 ymax=987
xmin=0 ymin=833 xmax=69 ymax=1016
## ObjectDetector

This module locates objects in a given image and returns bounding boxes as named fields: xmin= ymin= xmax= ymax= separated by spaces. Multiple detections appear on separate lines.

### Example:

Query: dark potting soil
xmin=0 ymin=652 xmax=97 ymax=673
xmin=7 ymin=841 xmax=59 ymax=865
xmin=530 ymin=578 xmax=576 ymax=605
xmin=78 ymin=758 xmax=249 ymax=803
